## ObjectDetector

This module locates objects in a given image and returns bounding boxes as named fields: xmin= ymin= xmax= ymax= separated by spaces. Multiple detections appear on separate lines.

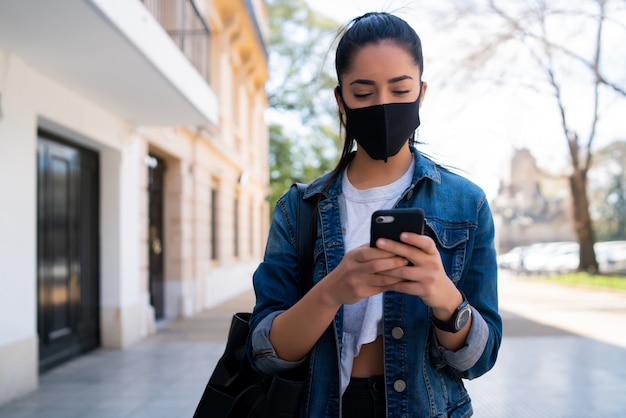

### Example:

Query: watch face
xmin=455 ymin=305 xmax=472 ymax=330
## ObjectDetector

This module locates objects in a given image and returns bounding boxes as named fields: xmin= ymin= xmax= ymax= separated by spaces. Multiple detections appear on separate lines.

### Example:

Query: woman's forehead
xmin=342 ymin=41 xmax=421 ymax=83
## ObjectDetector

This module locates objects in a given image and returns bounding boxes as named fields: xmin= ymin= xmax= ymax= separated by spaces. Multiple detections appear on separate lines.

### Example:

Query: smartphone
xmin=370 ymin=208 xmax=425 ymax=248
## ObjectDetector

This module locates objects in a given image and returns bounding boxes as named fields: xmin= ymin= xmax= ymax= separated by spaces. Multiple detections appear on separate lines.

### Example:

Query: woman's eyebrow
xmin=348 ymin=75 xmax=413 ymax=86
xmin=349 ymin=79 xmax=375 ymax=86
xmin=388 ymin=75 xmax=413 ymax=83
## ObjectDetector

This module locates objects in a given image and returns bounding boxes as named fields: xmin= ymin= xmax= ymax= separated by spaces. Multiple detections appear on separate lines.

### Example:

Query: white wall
xmin=98 ymin=141 xmax=148 ymax=348
xmin=0 ymin=47 xmax=265 ymax=407
xmin=0 ymin=51 xmax=147 ymax=404
xmin=0 ymin=54 xmax=39 ymax=405
xmin=0 ymin=53 xmax=38 ymax=350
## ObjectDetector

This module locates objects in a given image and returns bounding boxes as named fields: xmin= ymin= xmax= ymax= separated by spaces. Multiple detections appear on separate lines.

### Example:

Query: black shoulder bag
xmin=193 ymin=183 xmax=316 ymax=418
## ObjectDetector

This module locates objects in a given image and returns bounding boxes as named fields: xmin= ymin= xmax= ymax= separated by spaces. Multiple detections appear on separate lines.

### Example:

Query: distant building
xmin=0 ymin=0 xmax=269 ymax=405
xmin=492 ymin=148 xmax=576 ymax=252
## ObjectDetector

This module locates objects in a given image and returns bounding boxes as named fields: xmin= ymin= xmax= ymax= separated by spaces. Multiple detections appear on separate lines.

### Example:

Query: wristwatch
xmin=431 ymin=291 xmax=472 ymax=333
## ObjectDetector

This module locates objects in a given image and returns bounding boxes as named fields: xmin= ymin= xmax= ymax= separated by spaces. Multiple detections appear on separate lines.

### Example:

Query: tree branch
xmin=584 ymin=0 xmax=606 ymax=174
xmin=488 ymin=0 xmax=626 ymax=97
xmin=532 ymin=3 xmax=580 ymax=170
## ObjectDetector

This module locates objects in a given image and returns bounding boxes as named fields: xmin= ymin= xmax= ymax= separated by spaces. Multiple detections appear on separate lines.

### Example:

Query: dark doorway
xmin=148 ymin=155 xmax=166 ymax=319
xmin=37 ymin=131 xmax=100 ymax=373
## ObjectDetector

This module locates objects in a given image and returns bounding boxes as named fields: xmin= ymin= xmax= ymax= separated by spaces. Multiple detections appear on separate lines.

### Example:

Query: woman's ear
xmin=334 ymin=86 xmax=345 ymax=114
xmin=419 ymin=81 xmax=428 ymax=107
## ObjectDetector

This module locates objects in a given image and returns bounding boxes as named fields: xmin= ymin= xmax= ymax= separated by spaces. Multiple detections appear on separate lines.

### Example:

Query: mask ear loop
xmin=335 ymin=85 xmax=349 ymax=109
xmin=417 ymin=80 xmax=424 ymax=104
xmin=335 ymin=85 xmax=357 ymax=152
xmin=335 ymin=85 xmax=348 ymax=128
xmin=410 ymin=81 xmax=424 ymax=149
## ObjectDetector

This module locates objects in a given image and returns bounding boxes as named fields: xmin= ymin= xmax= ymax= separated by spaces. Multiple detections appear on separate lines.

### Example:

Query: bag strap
xmin=295 ymin=183 xmax=316 ymax=298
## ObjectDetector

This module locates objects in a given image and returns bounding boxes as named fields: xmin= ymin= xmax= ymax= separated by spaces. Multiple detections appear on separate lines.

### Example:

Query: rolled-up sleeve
xmin=250 ymin=310 xmax=307 ymax=375
xmin=430 ymin=307 xmax=489 ymax=372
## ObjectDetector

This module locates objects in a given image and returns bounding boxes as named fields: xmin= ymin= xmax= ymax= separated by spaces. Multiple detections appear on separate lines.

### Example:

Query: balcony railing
xmin=142 ymin=0 xmax=211 ymax=82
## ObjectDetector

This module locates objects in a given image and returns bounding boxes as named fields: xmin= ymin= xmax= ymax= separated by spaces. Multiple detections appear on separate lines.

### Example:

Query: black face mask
xmin=339 ymin=88 xmax=421 ymax=163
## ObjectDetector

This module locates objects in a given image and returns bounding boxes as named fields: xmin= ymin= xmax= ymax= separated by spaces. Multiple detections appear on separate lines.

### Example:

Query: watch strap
xmin=431 ymin=291 xmax=470 ymax=333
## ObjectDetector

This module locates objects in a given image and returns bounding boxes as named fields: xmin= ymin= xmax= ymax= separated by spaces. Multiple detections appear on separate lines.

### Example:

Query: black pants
xmin=342 ymin=375 xmax=386 ymax=418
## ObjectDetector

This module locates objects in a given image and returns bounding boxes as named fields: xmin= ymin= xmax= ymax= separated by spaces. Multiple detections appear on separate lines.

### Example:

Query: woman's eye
xmin=354 ymin=93 xmax=372 ymax=99
xmin=394 ymin=90 xmax=411 ymax=95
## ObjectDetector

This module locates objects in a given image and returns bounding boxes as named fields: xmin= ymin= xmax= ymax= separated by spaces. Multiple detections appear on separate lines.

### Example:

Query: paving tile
xmin=1 ymin=278 xmax=625 ymax=417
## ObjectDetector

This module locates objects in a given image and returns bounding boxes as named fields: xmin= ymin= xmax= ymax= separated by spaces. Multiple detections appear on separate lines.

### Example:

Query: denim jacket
xmin=248 ymin=150 xmax=502 ymax=417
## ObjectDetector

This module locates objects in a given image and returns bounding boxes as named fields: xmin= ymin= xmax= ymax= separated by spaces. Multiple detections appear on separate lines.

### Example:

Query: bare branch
xmin=584 ymin=0 xmax=606 ymax=173
xmin=486 ymin=0 xmax=626 ymax=97
xmin=534 ymin=4 xmax=578 ymax=170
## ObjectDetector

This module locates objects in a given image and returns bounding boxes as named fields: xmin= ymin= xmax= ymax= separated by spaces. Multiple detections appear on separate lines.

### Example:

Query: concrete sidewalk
xmin=1 ymin=272 xmax=625 ymax=417
xmin=466 ymin=272 xmax=626 ymax=417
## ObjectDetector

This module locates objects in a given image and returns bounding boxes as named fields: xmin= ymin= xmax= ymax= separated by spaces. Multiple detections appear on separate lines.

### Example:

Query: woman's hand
xmin=373 ymin=233 xmax=462 ymax=314
xmin=320 ymin=243 xmax=410 ymax=307
xmin=271 ymin=243 xmax=409 ymax=361
xmin=374 ymin=233 xmax=471 ymax=350
xmin=272 ymin=234 xmax=467 ymax=360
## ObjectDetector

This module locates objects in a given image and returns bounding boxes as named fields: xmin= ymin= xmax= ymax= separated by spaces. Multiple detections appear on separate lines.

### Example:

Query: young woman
xmin=248 ymin=12 xmax=502 ymax=418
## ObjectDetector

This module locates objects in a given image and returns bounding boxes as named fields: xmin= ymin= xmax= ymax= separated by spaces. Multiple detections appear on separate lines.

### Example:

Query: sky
xmin=300 ymin=0 xmax=625 ymax=201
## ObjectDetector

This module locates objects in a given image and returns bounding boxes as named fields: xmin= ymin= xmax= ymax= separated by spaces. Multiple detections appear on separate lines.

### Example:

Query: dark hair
xmin=335 ymin=12 xmax=423 ymax=84
xmin=326 ymin=12 xmax=424 ymax=188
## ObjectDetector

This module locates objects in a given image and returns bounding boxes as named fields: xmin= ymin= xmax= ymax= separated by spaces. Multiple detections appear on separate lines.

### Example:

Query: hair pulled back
xmin=325 ymin=12 xmax=424 ymax=188
xmin=335 ymin=12 xmax=423 ymax=85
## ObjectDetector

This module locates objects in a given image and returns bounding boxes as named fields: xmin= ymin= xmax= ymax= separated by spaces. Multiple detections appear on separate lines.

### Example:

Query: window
xmin=233 ymin=196 xmax=239 ymax=258
xmin=250 ymin=201 xmax=255 ymax=258
xmin=210 ymin=184 xmax=218 ymax=261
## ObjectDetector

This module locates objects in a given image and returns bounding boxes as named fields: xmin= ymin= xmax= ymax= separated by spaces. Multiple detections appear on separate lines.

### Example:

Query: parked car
xmin=496 ymin=245 xmax=527 ymax=272
xmin=497 ymin=240 xmax=626 ymax=275
xmin=595 ymin=241 xmax=626 ymax=274
xmin=521 ymin=241 xmax=579 ymax=275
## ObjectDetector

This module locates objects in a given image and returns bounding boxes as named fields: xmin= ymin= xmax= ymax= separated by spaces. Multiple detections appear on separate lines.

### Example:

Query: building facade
xmin=0 ymin=0 xmax=269 ymax=405
xmin=491 ymin=148 xmax=575 ymax=252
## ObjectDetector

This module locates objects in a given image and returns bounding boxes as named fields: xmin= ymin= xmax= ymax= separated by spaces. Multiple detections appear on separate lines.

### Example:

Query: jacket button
xmin=406 ymin=190 xmax=414 ymax=199
xmin=391 ymin=327 xmax=404 ymax=339
xmin=393 ymin=379 xmax=407 ymax=393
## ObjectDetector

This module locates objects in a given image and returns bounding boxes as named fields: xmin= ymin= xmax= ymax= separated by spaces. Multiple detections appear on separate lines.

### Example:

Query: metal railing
xmin=141 ymin=0 xmax=211 ymax=82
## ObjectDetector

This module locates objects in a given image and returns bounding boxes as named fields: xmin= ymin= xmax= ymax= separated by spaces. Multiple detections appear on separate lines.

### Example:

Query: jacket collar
xmin=303 ymin=147 xmax=441 ymax=201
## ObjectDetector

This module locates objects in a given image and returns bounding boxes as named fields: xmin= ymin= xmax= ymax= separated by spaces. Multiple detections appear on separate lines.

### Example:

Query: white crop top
xmin=339 ymin=161 xmax=414 ymax=395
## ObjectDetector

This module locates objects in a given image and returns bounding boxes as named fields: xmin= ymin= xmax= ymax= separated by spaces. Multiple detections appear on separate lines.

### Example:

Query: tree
xmin=589 ymin=140 xmax=626 ymax=241
xmin=266 ymin=0 xmax=341 ymax=207
xmin=438 ymin=0 xmax=626 ymax=272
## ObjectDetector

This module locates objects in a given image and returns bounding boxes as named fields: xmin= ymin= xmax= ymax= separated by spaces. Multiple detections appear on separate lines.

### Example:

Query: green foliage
xmin=267 ymin=0 xmax=340 ymax=122
xmin=539 ymin=272 xmax=626 ymax=291
xmin=266 ymin=0 xmax=342 ymax=209
xmin=590 ymin=140 xmax=626 ymax=241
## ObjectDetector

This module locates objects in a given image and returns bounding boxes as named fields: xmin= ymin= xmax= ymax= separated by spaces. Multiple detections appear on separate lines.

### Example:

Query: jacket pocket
xmin=424 ymin=219 xmax=469 ymax=283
